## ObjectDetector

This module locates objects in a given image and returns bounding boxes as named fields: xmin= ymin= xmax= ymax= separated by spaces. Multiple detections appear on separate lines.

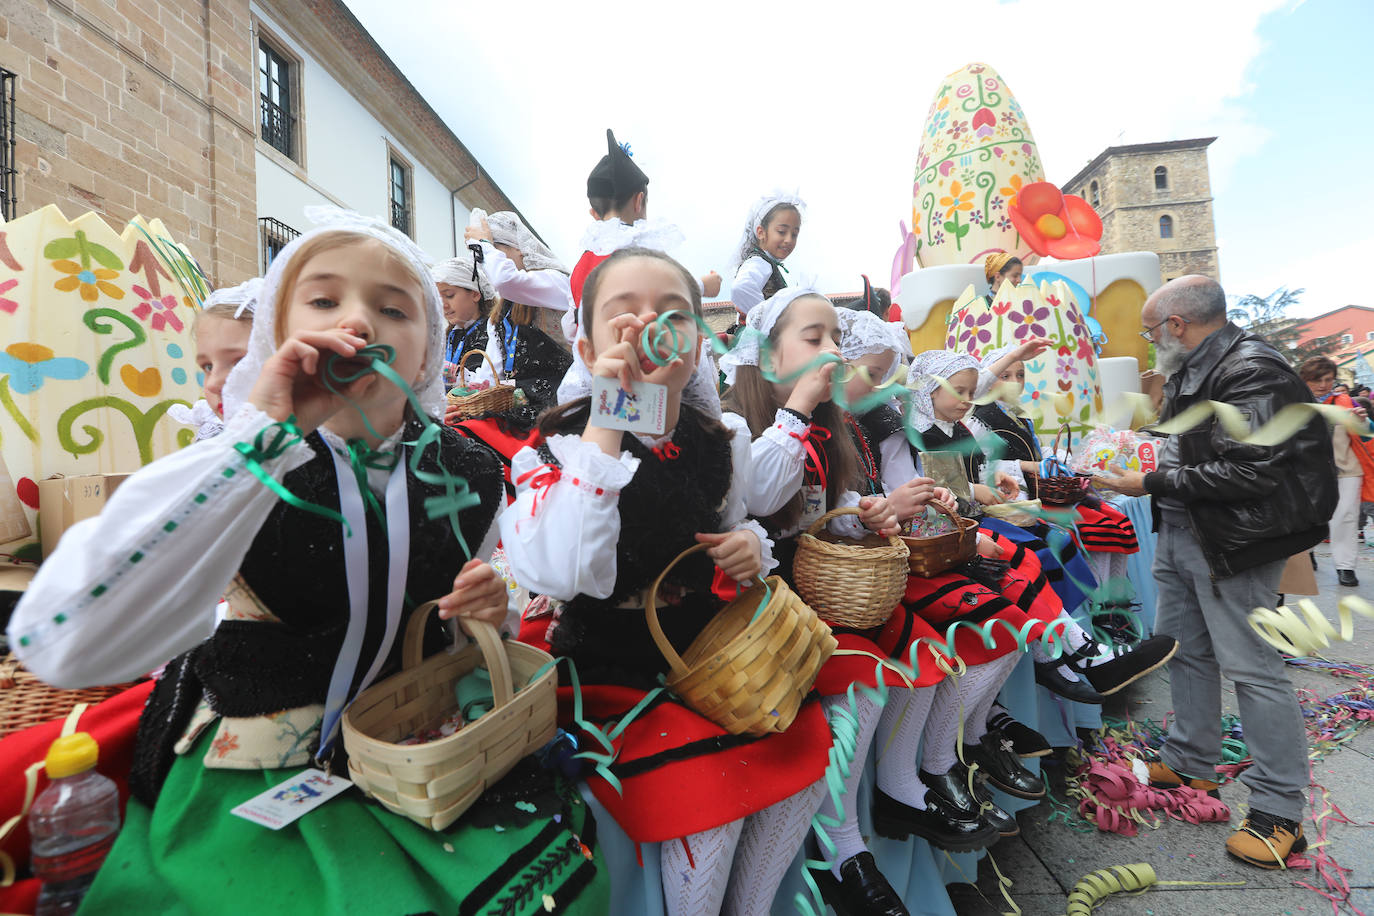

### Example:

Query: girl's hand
xmin=248 ymin=328 xmax=373 ymax=435
xmin=784 ymin=360 xmax=838 ymax=416
xmin=444 ymin=403 xmax=464 ymax=426
xmin=701 ymin=272 xmax=722 ymax=298
xmin=972 ymin=483 xmax=999 ymax=506
xmin=858 ymin=495 xmax=900 ymax=537
xmin=696 ymin=530 xmax=762 ymax=583
xmin=589 ymin=311 xmax=661 ymax=391
xmin=976 ymin=534 xmax=1004 ymax=559
xmin=1011 ymin=336 xmax=1054 ymax=362
xmin=463 ymin=219 xmax=493 ymax=244
xmin=888 ymin=476 xmax=937 ymax=521
xmin=994 ymin=471 xmax=1020 ymax=501
xmin=437 ymin=558 xmax=508 ymax=627
xmin=932 ymin=487 xmax=958 ymax=514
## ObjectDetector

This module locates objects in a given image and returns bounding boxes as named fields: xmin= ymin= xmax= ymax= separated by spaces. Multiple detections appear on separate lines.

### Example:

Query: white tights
xmin=662 ymin=778 xmax=826 ymax=916
xmin=815 ymin=692 xmax=883 ymax=876
xmin=921 ymin=652 xmax=1020 ymax=774
xmin=873 ymin=686 xmax=937 ymax=810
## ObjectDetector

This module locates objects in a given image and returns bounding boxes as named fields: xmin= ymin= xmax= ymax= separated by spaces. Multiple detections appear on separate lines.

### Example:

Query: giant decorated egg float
xmin=0 ymin=205 xmax=210 ymax=559
xmin=913 ymin=62 xmax=1046 ymax=269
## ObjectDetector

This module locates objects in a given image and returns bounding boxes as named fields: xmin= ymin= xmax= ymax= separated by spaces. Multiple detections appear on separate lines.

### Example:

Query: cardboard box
xmin=1139 ymin=371 xmax=1166 ymax=414
xmin=1278 ymin=552 xmax=1318 ymax=597
xmin=38 ymin=474 xmax=132 ymax=559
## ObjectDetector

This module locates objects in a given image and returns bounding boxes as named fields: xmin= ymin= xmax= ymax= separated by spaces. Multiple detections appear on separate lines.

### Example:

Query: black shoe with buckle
xmin=1034 ymin=660 xmax=1107 ymax=704
xmin=920 ymin=763 xmax=980 ymax=816
xmin=962 ymin=730 xmax=1045 ymax=799
xmin=872 ymin=788 xmax=999 ymax=852
xmin=808 ymin=851 xmax=910 ymax=916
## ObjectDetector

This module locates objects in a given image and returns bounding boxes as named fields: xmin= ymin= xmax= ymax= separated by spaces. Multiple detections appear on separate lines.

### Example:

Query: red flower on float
xmin=1007 ymin=181 xmax=1103 ymax=259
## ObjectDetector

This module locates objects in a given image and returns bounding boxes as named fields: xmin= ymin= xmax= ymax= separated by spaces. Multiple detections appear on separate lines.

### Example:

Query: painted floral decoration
xmin=1007 ymin=297 xmax=1050 ymax=340
xmin=1007 ymin=182 xmax=1102 ymax=259
xmin=132 ymin=285 xmax=185 ymax=333
xmin=0 ymin=343 xmax=90 ymax=393
xmin=52 ymin=260 xmax=123 ymax=302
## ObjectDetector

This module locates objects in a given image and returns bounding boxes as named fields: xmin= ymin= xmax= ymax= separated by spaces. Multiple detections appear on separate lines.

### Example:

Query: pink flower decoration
xmin=131 ymin=284 xmax=184 ymax=333
xmin=0 ymin=278 xmax=17 ymax=315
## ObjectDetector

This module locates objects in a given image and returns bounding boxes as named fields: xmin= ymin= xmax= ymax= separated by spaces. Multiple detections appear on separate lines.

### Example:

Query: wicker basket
xmin=342 ymin=602 xmax=556 ymax=831
xmin=793 ymin=507 xmax=910 ymax=629
xmin=445 ymin=350 xmax=517 ymax=420
xmin=1037 ymin=424 xmax=1094 ymax=507
xmin=902 ymin=502 xmax=979 ymax=578
xmin=0 ymin=654 xmax=141 ymax=739
xmin=983 ymin=499 xmax=1042 ymax=527
xmin=645 ymin=544 xmax=835 ymax=736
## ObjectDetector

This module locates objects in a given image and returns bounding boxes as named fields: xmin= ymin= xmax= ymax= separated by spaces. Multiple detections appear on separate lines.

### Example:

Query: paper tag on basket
xmin=799 ymin=484 xmax=826 ymax=529
xmin=230 ymin=768 xmax=352 ymax=830
xmin=590 ymin=377 xmax=667 ymax=436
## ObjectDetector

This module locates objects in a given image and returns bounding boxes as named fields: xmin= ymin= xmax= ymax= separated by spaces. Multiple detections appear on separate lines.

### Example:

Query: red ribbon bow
xmin=515 ymin=463 xmax=561 ymax=517
xmin=789 ymin=424 xmax=831 ymax=490
xmin=652 ymin=441 xmax=681 ymax=462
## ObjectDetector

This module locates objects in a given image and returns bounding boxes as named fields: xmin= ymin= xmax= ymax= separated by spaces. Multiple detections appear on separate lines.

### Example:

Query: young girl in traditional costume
xmin=909 ymin=350 xmax=1176 ymax=705
xmin=501 ymin=248 xmax=831 ymax=916
xmin=9 ymin=209 xmax=609 ymax=915
xmin=719 ymin=290 xmax=975 ymax=916
xmin=432 ymin=249 xmax=492 ymax=390
xmin=169 ymin=278 xmax=260 ymax=442
xmin=727 ymin=191 xmax=805 ymax=321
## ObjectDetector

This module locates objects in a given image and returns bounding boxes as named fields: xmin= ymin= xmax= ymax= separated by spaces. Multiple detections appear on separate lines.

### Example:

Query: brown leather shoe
xmin=1146 ymin=760 xmax=1221 ymax=796
xmin=1226 ymin=810 xmax=1307 ymax=869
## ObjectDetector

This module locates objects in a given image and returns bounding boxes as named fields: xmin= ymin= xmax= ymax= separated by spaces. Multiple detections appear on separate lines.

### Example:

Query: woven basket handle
xmin=805 ymin=505 xmax=905 ymax=548
xmin=645 ymin=543 xmax=711 ymax=680
xmin=928 ymin=498 xmax=961 ymax=529
xmin=1051 ymin=421 xmax=1073 ymax=463
xmin=401 ymin=601 xmax=515 ymax=709
xmin=458 ymin=348 xmax=502 ymax=388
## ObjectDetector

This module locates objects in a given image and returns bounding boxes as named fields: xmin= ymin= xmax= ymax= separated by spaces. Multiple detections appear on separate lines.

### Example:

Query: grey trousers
xmin=1152 ymin=522 xmax=1308 ymax=821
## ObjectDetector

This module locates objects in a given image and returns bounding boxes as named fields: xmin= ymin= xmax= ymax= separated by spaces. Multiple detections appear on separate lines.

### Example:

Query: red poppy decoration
xmin=1007 ymin=181 xmax=1102 ymax=259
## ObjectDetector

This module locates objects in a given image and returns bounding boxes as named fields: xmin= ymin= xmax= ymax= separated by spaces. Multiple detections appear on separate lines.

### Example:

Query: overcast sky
xmin=343 ymin=0 xmax=1368 ymax=318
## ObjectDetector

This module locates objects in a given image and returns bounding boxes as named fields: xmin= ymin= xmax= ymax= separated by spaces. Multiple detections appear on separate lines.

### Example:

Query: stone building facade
xmin=0 ymin=0 xmax=524 ymax=288
xmin=1063 ymin=137 xmax=1220 ymax=282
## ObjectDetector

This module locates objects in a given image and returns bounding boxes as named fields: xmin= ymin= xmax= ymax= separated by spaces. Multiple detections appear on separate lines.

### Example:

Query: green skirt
xmin=78 ymin=730 xmax=609 ymax=916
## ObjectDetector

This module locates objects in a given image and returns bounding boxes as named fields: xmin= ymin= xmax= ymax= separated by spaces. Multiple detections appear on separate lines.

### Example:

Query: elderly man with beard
xmin=1099 ymin=276 xmax=1337 ymax=869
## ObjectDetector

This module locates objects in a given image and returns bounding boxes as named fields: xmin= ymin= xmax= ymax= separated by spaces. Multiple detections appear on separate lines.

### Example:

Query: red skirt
xmin=901 ymin=533 xmax=1062 ymax=666
xmin=1068 ymin=502 xmax=1139 ymax=554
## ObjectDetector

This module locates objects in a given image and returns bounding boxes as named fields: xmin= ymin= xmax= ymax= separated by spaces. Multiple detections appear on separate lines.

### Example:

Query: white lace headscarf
xmin=907 ymin=350 xmax=981 ymax=432
xmin=203 ymin=277 xmax=264 ymax=319
xmin=221 ymin=206 xmax=447 ymax=424
xmin=717 ymin=283 xmax=827 ymax=386
xmin=728 ymin=189 xmax=806 ymax=273
xmin=432 ymin=251 xmax=494 ymax=301
xmin=839 ymin=308 xmax=912 ymax=385
xmin=579 ymin=218 xmax=686 ymax=257
xmin=486 ymin=212 xmax=568 ymax=274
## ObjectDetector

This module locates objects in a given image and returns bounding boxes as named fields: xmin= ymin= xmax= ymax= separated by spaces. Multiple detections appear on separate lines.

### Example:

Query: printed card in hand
xmin=590 ymin=377 xmax=667 ymax=436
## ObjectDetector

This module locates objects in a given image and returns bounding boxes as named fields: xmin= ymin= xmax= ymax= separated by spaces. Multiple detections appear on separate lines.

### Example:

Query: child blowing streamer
xmin=501 ymin=248 xmax=832 ymax=916
xmin=8 ymin=208 xmax=609 ymax=915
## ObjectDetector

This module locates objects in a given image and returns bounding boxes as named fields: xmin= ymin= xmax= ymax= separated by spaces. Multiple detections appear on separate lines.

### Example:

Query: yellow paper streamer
xmin=1064 ymin=863 xmax=1245 ymax=915
xmin=1249 ymin=596 xmax=1374 ymax=657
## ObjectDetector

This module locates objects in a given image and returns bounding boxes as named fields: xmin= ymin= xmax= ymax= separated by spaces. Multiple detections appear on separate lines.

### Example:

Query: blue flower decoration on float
xmin=0 ymin=343 xmax=90 ymax=393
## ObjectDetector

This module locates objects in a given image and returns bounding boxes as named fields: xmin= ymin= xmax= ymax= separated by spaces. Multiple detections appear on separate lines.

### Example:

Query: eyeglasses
xmin=1139 ymin=316 xmax=1189 ymax=342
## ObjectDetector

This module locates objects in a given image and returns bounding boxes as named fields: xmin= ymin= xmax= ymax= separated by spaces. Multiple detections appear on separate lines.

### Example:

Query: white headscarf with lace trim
xmin=432 ymin=251 xmax=494 ymax=301
xmin=839 ymin=308 xmax=913 ymax=384
xmin=907 ymin=350 xmax=981 ymax=433
xmin=728 ymin=189 xmax=806 ymax=273
xmin=203 ymin=277 xmax=263 ymax=319
xmin=220 ymin=206 xmax=447 ymax=424
xmin=717 ymin=283 xmax=827 ymax=386
xmin=486 ymin=211 xmax=568 ymax=274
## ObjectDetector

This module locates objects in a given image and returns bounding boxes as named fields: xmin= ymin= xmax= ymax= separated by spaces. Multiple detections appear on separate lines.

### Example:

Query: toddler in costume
xmin=168 ymin=277 xmax=260 ymax=442
xmin=727 ymin=190 xmax=805 ymax=321
xmin=502 ymin=248 xmax=832 ymax=916
xmin=9 ymin=208 xmax=609 ymax=915
xmin=908 ymin=350 xmax=1178 ymax=706
xmin=719 ymin=289 xmax=961 ymax=916
xmin=432 ymin=248 xmax=493 ymax=391
xmin=570 ymin=129 xmax=720 ymax=318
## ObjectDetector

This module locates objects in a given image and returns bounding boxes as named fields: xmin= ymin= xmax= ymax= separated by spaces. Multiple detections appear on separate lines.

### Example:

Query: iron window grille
xmin=259 ymin=216 xmax=300 ymax=271
xmin=1 ymin=68 xmax=16 ymax=220
xmin=259 ymin=41 xmax=295 ymax=159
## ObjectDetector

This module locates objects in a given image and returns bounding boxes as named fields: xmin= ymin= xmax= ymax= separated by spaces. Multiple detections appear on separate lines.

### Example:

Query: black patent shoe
xmin=1034 ymin=660 xmax=1106 ymax=704
xmin=963 ymin=730 xmax=1045 ymax=799
xmin=808 ymin=851 xmax=910 ymax=916
xmin=872 ymin=788 xmax=999 ymax=852
xmin=919 ymin=763 xmax=980 ymax=816
xmin=968 ymin=779 xmax=1020 ymax=836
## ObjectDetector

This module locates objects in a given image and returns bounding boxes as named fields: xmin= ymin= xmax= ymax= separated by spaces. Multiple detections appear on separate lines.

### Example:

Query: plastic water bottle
xmin=28 ymin=733 xmax=121 ymax=915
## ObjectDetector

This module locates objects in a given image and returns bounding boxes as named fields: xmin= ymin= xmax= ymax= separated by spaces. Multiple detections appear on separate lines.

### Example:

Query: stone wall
xmin=0 ymin=0 xmax=258 ymax=285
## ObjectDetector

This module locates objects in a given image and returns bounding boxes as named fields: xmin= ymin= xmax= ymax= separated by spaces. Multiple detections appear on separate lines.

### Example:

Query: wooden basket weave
xmin=793 ymin=507 xmax=910 ymax=629
xmin=645 ymin=544 xmax=835 ymax=736
xmin=445 ymin=350 xmax=517 ymax=420
xmin=342 ymin=603 xmax=556 ymax=831
xmin=0 ymin=654 xmax=140 ymax=739
xmin=901 ymin=502 xmax=979 ymax=578
xmin=1037 ymin=424 xmax=1094 ymax=506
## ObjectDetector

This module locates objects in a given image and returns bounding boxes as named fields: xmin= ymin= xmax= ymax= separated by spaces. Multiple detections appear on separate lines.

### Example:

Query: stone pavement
xmin=949 ymin=542 xmax=1374 ymax=916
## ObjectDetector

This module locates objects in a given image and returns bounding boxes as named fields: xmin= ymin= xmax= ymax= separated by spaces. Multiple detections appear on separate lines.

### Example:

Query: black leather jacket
xmin=1143 ymin=322 xmax=1337 ymax=579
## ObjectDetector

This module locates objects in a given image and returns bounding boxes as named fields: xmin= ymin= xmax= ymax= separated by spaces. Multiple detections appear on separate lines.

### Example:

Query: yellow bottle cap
xmin=45 ymin=732 xmax=99 ymax=780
